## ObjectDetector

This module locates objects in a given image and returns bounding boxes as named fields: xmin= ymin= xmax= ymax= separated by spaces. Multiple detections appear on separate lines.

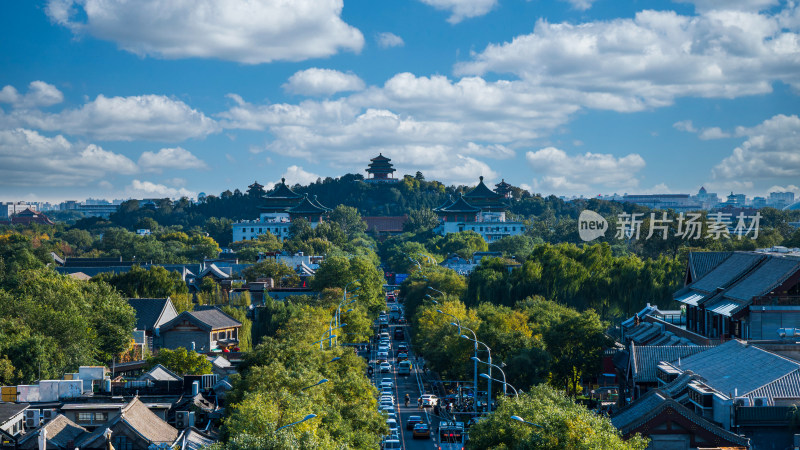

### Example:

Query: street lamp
xmin=461 ymin=333 xmax=493 ymax=412
xmin=276 ymin=413 xmax=318 ymax=431
xmin=473 ymin=356 xmax=512 ymax=397
xmin=480 ymin=373 xmax=518 ymax=397
xmin=510 ymin=415 xmax=543 ymax=428
xmin=299 ymin=379 xmax=328 ymax=392
xmin=427 ymin=286 xmax=446 ymax=297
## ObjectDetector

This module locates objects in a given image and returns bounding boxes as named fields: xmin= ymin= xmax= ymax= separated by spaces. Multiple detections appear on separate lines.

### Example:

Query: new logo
xmin=578 ymin=210 xmax=608 ymax=242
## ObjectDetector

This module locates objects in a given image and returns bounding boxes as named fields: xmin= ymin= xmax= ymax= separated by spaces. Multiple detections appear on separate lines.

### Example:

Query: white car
xmin=380 ymin=396 xmax=394 ymax=405
xmin=381 ymin=378 xmax=393 ymax=386
xmin=377 ymin=351 xmax=389 ymax=360
xmin=379 ymin=362 xmax=392 ymax=373
xmin=386 ymin=418 xmax=398 ymax=433
xmin=382 ymin=439 xmax=401 ymax=449
xmin=380 ymin=382 xmax=393 ymax=391
xmin=419 ymin=394 xmax=438 ymax=407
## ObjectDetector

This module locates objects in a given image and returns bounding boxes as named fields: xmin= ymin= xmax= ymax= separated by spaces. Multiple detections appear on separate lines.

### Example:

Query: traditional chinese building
xmin=494 ymin=179 xmax=514 ymax=199
xmin=232 ymin=179 xmax=331 ymax=242
xmin=364 ymin=153 xmax=399 ymax=183
xmin=433 ymin=176 xmax=525 ymax=243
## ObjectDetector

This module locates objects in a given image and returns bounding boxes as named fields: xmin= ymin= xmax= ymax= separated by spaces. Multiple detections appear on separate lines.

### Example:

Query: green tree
xmin=467 ymin=385 xmax=648 ymax=450
xmin=404 ymin=208 xmax=440 ymax=233
xmin=221 ymin=306 xmax=253 ymax=351
xmin=146 ymin=347 xmax=212 ymax=375
xmin=328 ymin=205 xmax=367 ymax=239
xmin=92 ymin=265 xmax=188 ymax=298
xmin=544 ymin=309 xmax=611 ymax=396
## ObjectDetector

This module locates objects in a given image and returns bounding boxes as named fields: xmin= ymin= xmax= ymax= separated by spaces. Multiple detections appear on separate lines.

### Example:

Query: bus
xmin=397 ymin=360 xmax=412 ymax=375
xmin=438 ymin=422 xmax=465 ymax=450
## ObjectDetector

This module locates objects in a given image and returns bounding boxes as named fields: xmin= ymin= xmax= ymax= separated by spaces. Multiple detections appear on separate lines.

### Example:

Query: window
xmin=77 ymin=412 xmax=93 ymax=422
xmin=94 ymin=412 xmax=108 ymax=422
xmin=259 ymin=228 xmax=262 ymax=233
xmin=114 ymin=436 xmax=134 ymax=450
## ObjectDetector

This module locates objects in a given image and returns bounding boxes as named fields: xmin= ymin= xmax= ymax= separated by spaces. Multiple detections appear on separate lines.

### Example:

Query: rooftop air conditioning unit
xmin=734 ymin=397 xmax=751 ymax=407
xmin=41 ymin=409 xmax=56 ymax=423
xmin=176 ymin=411 xmax=195 ymax=429
xmin=24 ymin=410 xmax=40 ymax=429
xmin=753 ymin=396 xmax=771 ymax=407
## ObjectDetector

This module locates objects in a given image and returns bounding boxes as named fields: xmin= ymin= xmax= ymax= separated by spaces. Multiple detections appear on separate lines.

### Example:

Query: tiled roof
xmin=199 ymin=264 xmax=230 ymax=279
xmin=18 ymin=414 xmax=88 ymax=448
xmin=723 ymin=256 xmax=800 ymax=301
xmin=674 ymin=340 xmax=800 ymax=398
xmin=177 ymin=427 xmax=216 ymax=450
xmin=162 ymin=307 xmax=241 ymax=332
xmin=79 ymin=397 xmax=178 ymax=447
xmin=266 ymin=178 xmax=302 ymax=199
xmin=631 ymin=345 xmax=713 ymax=382
xmin=745 ymin=368 xmax=800 ymax=401
xmin=128 ymin=298 xmax=174 ymax=331
xmin=363 ymin=216 xmax=408 ymax=233
xmin=464 ymin=176 xmax=502 ymax=199
xmin=0 ymin=402 xmax=28 ymax=423
xmin=611 ymin=389 xmax=750 ymax=446
xmin=687 ymin=251 xmax=732 ymax=281
xmin=437 ymin=194 xmax=481 ymax=213
xmin=433 ymin=196 xmax=455 ymax=212
xmin=288 ymin=194 xmax=329 ymax=214
xmin=139 ymin=364 xmax=182 ymax=382
xmin=689 ymin=252 xmax=765 ymax=295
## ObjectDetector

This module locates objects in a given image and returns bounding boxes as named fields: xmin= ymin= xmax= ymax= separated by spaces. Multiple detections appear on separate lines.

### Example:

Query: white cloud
xmin=455 ymin=8 xmax=800 ymax=110
xmin=164 ymin=177 xmax=187 ymax=187
xmin=673 ymin=120 xmax=697 ymax=132
xmin=526 ymin=147 xmax=645 ymax=194
xmin=418 ymin=0 xmax=497 ymax=24
xmin=282 ymin=165 xmax=321 ymax=185
xmin=10 ymin=93 xmax=218 ymax=141
xmin=0 ymin=128 xmax=137 ymax=186
xmin=138 ymin=147 xmax=208 ymax=171
xmin=698 ymin=127 xmax=731 ymax=140
xmin=0 ymin=81 xmax=64 ymax=109
xmin=561 ymin=0 xmax=598 ymax=11
xmin=46 ymin=0 xmax=364 ymax=64
xmin=127 ymin=179 xmax=196 ymax=199
xmin=376 ymin=32 xmax=405 ymax=48
xmin=283 ymin=68 xmax=366 ymax=97
xmin=713 ymin=114 xmax=800 ymax=180
xmin=674 ymin=0 xmax=779 ymax=13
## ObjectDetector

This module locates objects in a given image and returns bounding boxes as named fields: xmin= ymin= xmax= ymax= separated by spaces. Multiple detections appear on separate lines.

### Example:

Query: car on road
xmin=406 ymin=415 xmax=423 ymax=430
xmin=380 ymin=380 xmax=393 ymax=390
xmin=397 ymin=343 xmax=408 ymax=353
xmin=379 ymin=403 xmax=393 ymax=413
xmin=398 ymin=317 xmax=407 ymax=324
xmin=396 ymin=352 xmax=408 ymax=361
xmin=377 ymin=350 xmax=389 ymax=359
xmin=380 ymin=362 xmax=392 ymax=373
xmin=393 ymin=328 xmax=404 ymax=340
xmin=382 ymin=439 xmax=401 ymax=449
xmin=419 ymin=394 xmax=438 ymax=407
xmin=386 ymin=418 xmax=398 ymax=433
xmin=412 ymin=423 xmax=431 ymax=439
xmin=380 ymin=395 xmax=394 ymax=404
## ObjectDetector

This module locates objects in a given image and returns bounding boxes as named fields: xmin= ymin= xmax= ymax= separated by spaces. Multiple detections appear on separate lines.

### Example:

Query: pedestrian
xmin=405 ymin=393 xmax=410 ymax=408
xmin=418 ymin=397 xmax=423 ymax=410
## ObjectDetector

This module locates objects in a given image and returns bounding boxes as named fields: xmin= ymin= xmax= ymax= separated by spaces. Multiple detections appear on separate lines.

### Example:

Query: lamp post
xmin=473 ymin=357 xmax=511 ymax=397
xmin=276 ymin=413 xmax=317 ymax=431
xmin=461 ymin=333 xmax=493 ymax=412
xmin=480 ymin=373 xmax=518 ymax=397
xmin=510 ymin=415 xmax=543 ymax=428
xmin=298 ymin=379 xmax=328 ymax=393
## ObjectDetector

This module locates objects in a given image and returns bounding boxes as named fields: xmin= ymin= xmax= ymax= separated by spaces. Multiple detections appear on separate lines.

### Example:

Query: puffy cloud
xmin=455 ymin=8 xmax=800 ymax=110
xmin=0 ymin=128 xmax=137 ymax=186
xmin=376 ymin=32 xmax=405 ymax=48
xmin=282 ymin=165 xmax=321 ymax=185
xmin=283 ymin=68 xmax=366 ymax=97
xmin=127 ymin=179 xmax=196 ymax=199
xmin=526 ymin=147 xmax=645 ymax=193
xmin=0 ymin=81 xmax=63 ymax=109
xmin=138 ymin=147 xmax=208 ymax=171
xmin=418 ymin=0 xmax=497 ymax=24
xmin=12 ymin=94 xmax=218 ymax=141
xmin=698 ymin=127 xmax=731 ymax=140
xmin=562 ymin=0 xmax=598 ymax=11
xmin=46 ymin=0 xmax=364 ymax=64
xmin=713 ymin=114 xmax=800 ymax=180
xmin=673 ymin=120 xmax=697 ymax=132
xmin=674 ymin=0 xmax=780 ymax=13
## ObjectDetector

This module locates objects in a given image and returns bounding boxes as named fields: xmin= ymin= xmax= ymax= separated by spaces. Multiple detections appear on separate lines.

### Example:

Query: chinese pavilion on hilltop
xmin=365 ymin=153 xmax=399 ymax=183
xmin=232 ymin=178 xmax=331 ymax=242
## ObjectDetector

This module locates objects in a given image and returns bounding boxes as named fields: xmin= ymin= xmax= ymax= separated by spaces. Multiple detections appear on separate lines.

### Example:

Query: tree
xmin=437 ymin=230 xmax=488 ymax=259
xmin=403 ymin=208 xmax=440 ymax=233
xmin=328 ymin=205 xmax=367 ymax=239
xmin=468 ymin=385 xmax=648 ymax=449
xmin=544 ymin=309 xmax=611 ymax=396
xmin=221 ymin=306 xmax=252 ymax=351
xmin=146 ymin=347 xmax=212 ymax=375
xmin=240 ymin=260 xmax=296 ymax=283
xmin=92 ymin=265 xmax=188 ymax=298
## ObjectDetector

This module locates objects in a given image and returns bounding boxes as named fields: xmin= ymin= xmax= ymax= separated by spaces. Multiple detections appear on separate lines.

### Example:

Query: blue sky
xmin=1 ymin=0 xmax=798 ymax=203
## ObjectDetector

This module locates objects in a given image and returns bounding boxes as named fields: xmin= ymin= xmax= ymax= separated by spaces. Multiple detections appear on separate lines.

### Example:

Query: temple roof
xmin=248 ymin=181 xmax=264 ymax=189
xmin=370 ymin=153 xmax=390 ymax=162
xmin=367 ymin=153 xmax=396 ymax=174
xmin=267 ymin=178 xmax=303 ymax=199
xmin=437 ymin=194 xmax=481 ymax=213
xmin=464 ymin=176 xmax=503 ymax=200
xmin=433 ymin=196 xmax=455 ymax=212
xmin=289 ymin=194 xmax=331 ymax=214
xmin=494 ymin=179 xmax=513 ymax=195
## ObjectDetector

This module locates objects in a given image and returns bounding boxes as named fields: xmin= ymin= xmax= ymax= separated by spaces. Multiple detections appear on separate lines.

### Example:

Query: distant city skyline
xmin=1 ymin=1 xmax=798 ymax=203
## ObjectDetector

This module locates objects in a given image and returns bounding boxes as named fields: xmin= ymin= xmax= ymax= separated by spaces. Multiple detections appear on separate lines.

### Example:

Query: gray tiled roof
xmin=724 ymin=256 xmax=800 ymax=301
xmin=139 ymin=364 xmax=182 ymax=382
xmin=79 ymin=397 xmax=178 ymax=447
xmin=690 ymin=252 xmax=765 ymax=294
xmin=0 ymin=402 xmax=28 ymax=423
xmin=611 ymin=389 xmax=750 ymax=446
xmin=18 ymin=414 xmax=88 ymax=448
xmin=631 ymin=345 xmax=713 ymax=382
xmin=128 ymin=298 xmax=173 ymax=331
xmin=162 ymin=307 xmax=241 ymax=332
xmin=687 ymin=251 xmax=732 ymax=281
xmin=675 ymin=340 xmax=800 ymax=397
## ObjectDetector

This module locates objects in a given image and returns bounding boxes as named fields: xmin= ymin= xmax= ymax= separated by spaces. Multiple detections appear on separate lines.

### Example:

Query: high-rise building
xmin=768 ymin=191 xmax=795 ymax=209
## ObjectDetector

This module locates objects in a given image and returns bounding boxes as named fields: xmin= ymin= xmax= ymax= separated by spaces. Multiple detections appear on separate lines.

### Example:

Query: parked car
xmin=412 ymin=423 xmax=431 ymax=439
xmin=382 ymin=439 xmax=401 ymax=449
